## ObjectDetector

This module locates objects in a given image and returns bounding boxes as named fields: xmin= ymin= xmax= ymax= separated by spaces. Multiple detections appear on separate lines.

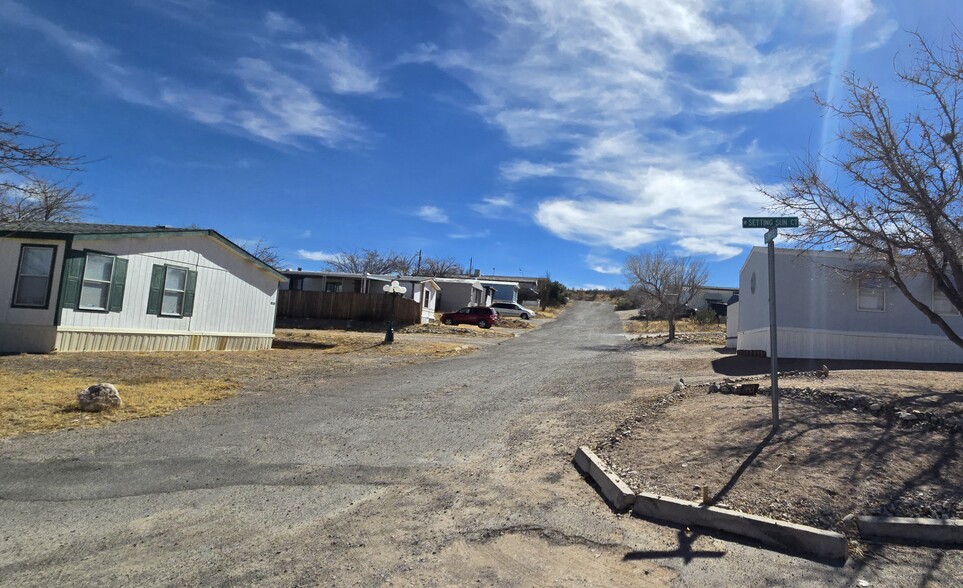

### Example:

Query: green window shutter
xmin=182 ymin=270 xmax=198 ymax=317
xmin=107 ymin=258 xmax=128 ymax=312
xmin=59 ymin=250 xmax=86 ymax=310
xmin=147 ymin=265 xmax=166 ymax=315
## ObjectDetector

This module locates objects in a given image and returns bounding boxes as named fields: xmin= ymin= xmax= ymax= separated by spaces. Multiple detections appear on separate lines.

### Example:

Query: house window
xmin=161 ymin=266 xmax=188 ymax=316
xmin=933 ymin=286 xmax=960 ymax=316
xmin=147 ymin=264 xmax=197 ymax=318
xmin=857 ymin=279 xmax=885 ymax=312
xmin=325 ymin=282 xmax=343 ymax=293
xmin=79 ymin=253 xmax=115 ymax=311
xmin=12 ymin=244 xmax=56 ymax=308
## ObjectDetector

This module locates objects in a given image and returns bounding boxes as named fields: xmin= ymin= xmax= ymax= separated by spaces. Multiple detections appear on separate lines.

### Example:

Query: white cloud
xmin=265 ymin=11 xmax=303 ymax=35
xmin=290 ymin=38 xmax=380 ymax=94
xmin=448 ymin=229 xmax=491 ymax=239
xmin=0 ymin=1 xmax=367 ymax=147
xmin=585 ymin=254 xmax=622 ymax=275
xmin=296 ymin=249 xmax=339 ymax=262
xmin=298 ymin=229 xmax=312 ymax=238
xmin=470 ymin=195 xmax=515 ymax=217
xmin=500 ymin=161 xmax=557 ymax=181
xmin=234 ymin=57 xmax=363 ymax=146
xmin=416 ymin=205 xmax=449 ymax=223
xmin=413 ymin=0 xmax=882 ymax=259
xmin=534 ymin=159 xmax=771 ymax=259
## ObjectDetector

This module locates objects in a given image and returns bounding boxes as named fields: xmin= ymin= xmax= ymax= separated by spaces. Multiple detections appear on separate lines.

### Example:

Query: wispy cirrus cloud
xmin=290 ymin=38 xmax=380 ymax=95
xmin=470 ymin=195 xmax=516 ymax=218
xmin=412 ymin=0 xmax=889 ymax=259
xmin=296 ymin=249 xmax=339 ymax=262
xmin=416 ymin=205 xmax=450 ymax=223
xmin=0 ymin=1 xmax=373 ymax=148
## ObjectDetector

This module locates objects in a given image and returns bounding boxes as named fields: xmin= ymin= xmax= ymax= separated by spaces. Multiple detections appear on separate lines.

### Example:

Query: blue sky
xmin=0 ymin=0 xmax=958 ymax=288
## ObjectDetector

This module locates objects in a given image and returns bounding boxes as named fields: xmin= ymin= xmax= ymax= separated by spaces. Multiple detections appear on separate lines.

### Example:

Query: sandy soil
xmin=595 ymin=338 xmax=963 ymax=535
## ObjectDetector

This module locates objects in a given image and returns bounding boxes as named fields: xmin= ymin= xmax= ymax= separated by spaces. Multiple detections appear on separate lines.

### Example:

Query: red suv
xmin=440 ymin=306 xmax=499 ymax=328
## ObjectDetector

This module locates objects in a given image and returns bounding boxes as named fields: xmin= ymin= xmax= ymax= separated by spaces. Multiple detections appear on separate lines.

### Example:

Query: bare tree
xmin=0 ymin=179 xmax=91 ymax=222
xmin=325 ymin=249 xmax=416 ymax=275
xmin=248 ymin=239 xmax=282 ymax=269
xmin=1 ymin=115 xmax=89 ymax=224
xmin=420 ymin=256 xmax=463 ymax=277
xmin=623 ymin=249 xmax=709 ymax=341
xmin=760 ymin=32 xmax=963 ymax=349
xmin=1 ymin=116 xmax=83 ymax=190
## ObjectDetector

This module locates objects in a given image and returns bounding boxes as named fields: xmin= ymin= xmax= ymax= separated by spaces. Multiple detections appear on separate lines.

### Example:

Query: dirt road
xmin=0 ymin=302 xmax=948 ymax=585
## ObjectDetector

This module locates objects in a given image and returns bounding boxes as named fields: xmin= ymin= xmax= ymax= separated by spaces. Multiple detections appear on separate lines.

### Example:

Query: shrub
xmin=692 ymin=308 xmax=718 ymax=325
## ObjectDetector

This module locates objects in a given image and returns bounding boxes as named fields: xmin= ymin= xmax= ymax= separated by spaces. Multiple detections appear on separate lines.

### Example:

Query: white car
xmin=491 ymin=301 xmax=537 ymax=320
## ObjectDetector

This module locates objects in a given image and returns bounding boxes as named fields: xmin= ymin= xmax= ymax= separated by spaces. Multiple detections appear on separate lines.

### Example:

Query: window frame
xmin=11 ymin=244 xmax=57 ymax=309
xmin=77 ymin=252 xmax=117 ymax=312
xmin=160 ymin=265 xmax=189 ymax=317
xmin=856 ymin=278 xmax=886 ymax=313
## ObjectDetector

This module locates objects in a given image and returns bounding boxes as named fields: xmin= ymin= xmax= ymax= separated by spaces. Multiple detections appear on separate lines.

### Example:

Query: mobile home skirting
xmin=738 ymin=326 xmax=963 ymax=364
xmin=55 ymin=327 xmax=274 ymax=352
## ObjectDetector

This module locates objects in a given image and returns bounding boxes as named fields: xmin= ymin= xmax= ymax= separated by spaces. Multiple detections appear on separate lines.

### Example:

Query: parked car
xmin=491 ymin=301 xmax=537 ymax=320
xmin=441 ymin=306 xmax=499 ymax=328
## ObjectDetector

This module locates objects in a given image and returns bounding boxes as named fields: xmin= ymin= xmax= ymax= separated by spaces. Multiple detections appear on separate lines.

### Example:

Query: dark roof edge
xmin=4 ymin=227 xmax=287 ymax=282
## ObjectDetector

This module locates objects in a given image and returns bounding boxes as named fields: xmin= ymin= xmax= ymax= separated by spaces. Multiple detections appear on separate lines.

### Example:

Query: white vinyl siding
xmin=856 ymin=279 xmax=885 ymax=312
xmin=13 ymin=245 xmax=55 ymax=307
xmin=58 ymin=235 xmax=279 ymax=336
xmin=79 ymin=253 xmax=115 ymax=311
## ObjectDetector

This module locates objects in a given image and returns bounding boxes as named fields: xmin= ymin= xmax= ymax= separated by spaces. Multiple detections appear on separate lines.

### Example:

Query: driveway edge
xmin=632 ymin=492 xmax=849 ymax=561
xmin=857 ymin=516 xmax=963 ymax=544
xmin=573 ymin=446 xmax=636 ymax=511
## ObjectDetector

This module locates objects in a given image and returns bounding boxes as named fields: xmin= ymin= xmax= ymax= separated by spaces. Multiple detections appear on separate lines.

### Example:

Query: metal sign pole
xmin=766 ymin=228 xmax=779 ymax=430
xmin=742 ymin=217 xmax=795 ymax=431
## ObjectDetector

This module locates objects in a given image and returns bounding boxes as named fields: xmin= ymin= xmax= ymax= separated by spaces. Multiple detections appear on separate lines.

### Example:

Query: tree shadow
xmin=622 ymin=527 xmax=725 ymax=564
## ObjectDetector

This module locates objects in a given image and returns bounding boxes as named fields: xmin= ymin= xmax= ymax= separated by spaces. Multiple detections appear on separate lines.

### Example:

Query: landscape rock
xmin=869 ymin=403 xmax=882 ymax=412
xmin=77 ymin=383 xmax=122 ymax=412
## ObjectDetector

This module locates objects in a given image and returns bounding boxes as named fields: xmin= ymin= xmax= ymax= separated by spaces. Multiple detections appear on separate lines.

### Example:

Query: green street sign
xmin=742 ymin=217 xmax=799 ymax=229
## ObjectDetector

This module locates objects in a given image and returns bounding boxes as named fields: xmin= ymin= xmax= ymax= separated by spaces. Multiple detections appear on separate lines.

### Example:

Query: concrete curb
xmin=573 ymin=446 xmax=636 ymax=511
xmin=633 ymin=492 xmax=849 ymax=561
xmin=857 ymin=516 xmax=963 ymax=544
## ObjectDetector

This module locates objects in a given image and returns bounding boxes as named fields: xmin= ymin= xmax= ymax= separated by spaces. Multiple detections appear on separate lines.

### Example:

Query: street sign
xmin=742 ymin=217 xmax=799 ymax=229
xmin=764 ymin=227 xmax=778 ymax=243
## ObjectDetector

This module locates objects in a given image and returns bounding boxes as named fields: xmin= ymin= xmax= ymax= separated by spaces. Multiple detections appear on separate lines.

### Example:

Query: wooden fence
xmin=276 ymin=291 xmax=422 ymax=324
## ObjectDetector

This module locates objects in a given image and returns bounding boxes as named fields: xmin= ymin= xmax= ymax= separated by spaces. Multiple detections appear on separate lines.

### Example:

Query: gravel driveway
xmin=0 ymin=302 xmax=952 ymax=586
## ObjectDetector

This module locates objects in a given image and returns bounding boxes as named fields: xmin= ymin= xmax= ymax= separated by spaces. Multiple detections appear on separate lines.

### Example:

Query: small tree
xmin=623 ymin=249 xmax=709 ymax=341
xmin=760 ymin=32 xmax=963 ymax=349
xmin=536 ymin=274 xmax=568 ymax=309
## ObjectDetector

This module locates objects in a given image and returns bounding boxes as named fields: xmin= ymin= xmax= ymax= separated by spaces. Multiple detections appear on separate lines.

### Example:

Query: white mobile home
xmin=736 ymin=247 xmax=963 ymax=364
xmin=1 ymin=221 xmax=286 ymax=353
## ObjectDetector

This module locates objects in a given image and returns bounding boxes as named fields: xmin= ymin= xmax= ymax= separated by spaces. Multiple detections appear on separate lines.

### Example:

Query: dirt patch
xmin=594 ymin=345 xmax=963 ymax=534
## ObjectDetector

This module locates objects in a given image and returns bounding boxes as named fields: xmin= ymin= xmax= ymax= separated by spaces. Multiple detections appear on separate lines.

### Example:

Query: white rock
xmin=77 ymin=383 xmax=122 ymax=412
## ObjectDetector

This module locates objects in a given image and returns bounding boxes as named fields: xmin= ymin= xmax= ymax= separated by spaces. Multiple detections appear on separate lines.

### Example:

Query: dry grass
xmin=622 ymin=317 xmax=726 ymax=335
xmin=0 ymin=370 xmax=236 ymax=439
xmin=0 ymin=328 xmax=479 ymax=439
xmin=535 ymin=305 xmax=565 ymax=319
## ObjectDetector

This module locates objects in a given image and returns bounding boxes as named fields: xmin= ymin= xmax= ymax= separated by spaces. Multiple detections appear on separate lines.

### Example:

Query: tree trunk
xmin=668 ymin=317 xmax=676 ymax=341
